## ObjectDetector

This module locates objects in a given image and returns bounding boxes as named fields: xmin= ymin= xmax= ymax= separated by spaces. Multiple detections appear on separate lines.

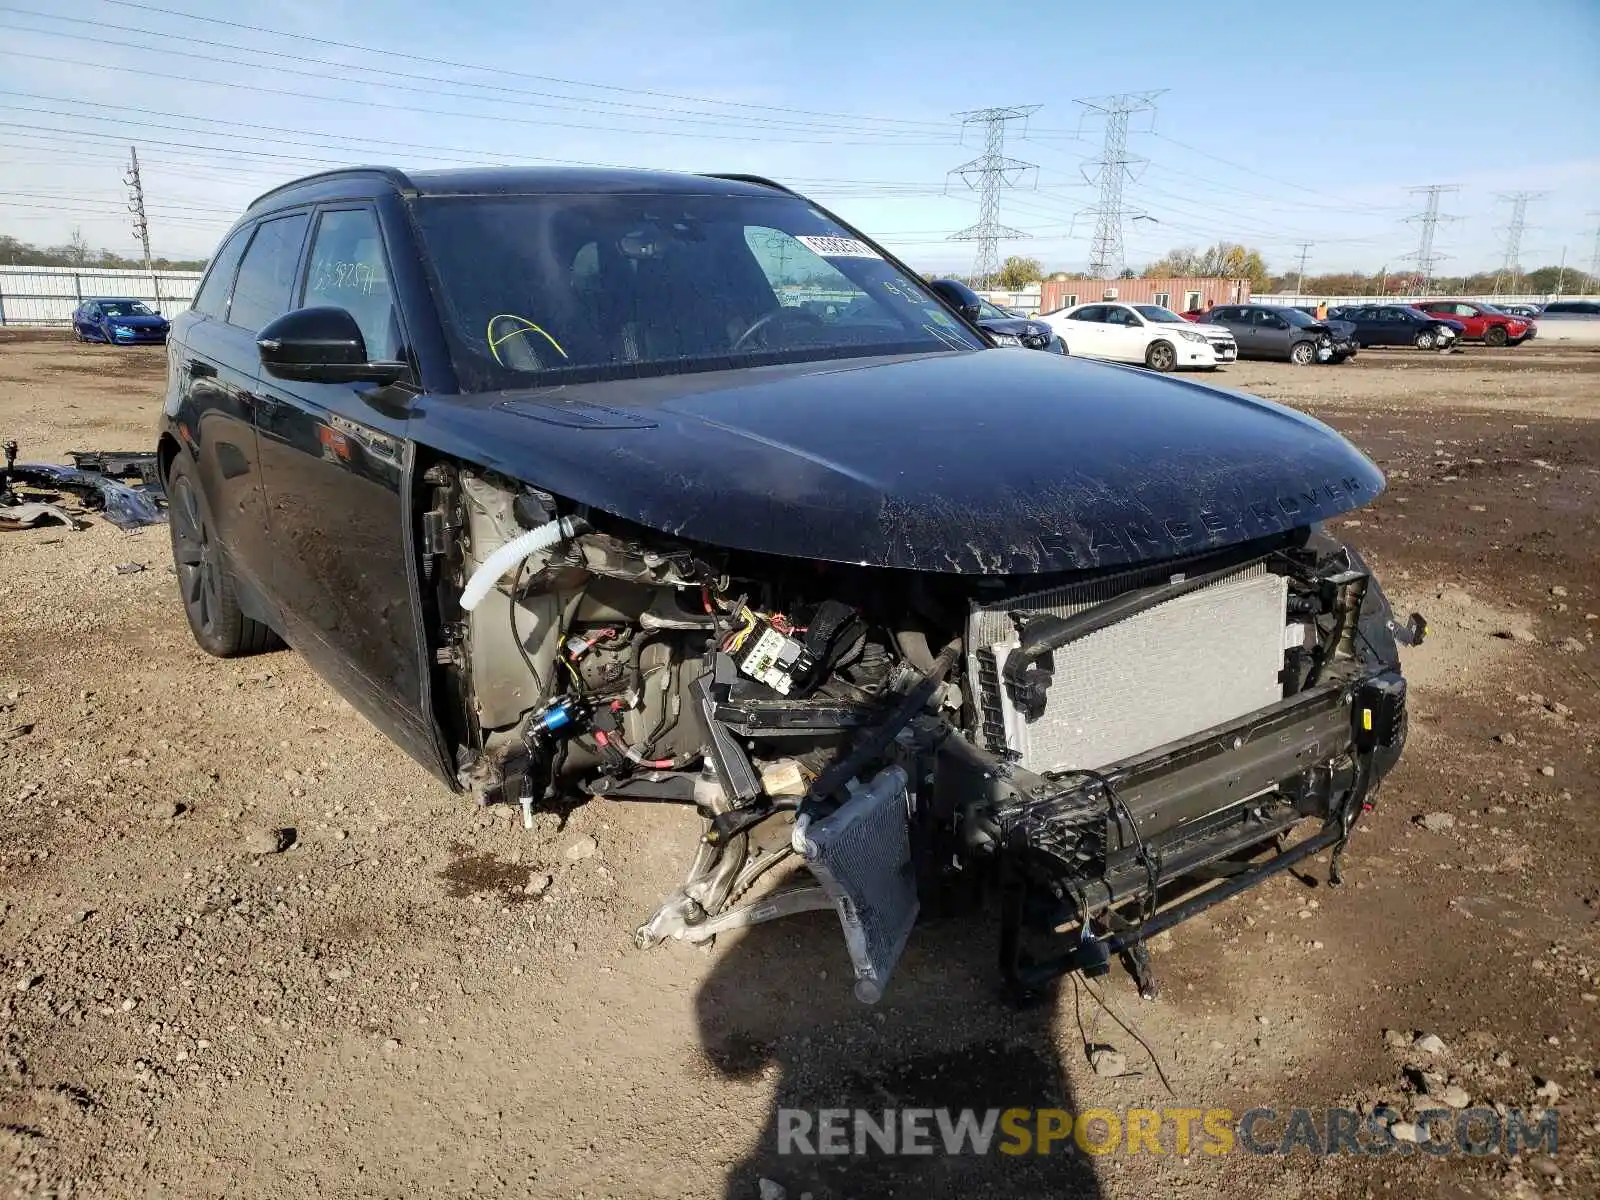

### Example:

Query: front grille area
xmin=969 ymin=562 xmax=1287 ymax=772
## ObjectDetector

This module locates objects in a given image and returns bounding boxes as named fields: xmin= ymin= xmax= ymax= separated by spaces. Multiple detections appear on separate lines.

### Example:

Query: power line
xmin=0 ymin=9 xmax=945 ymax=142
xmin=1401 ymin=184 xmax=1461 ymax=290
xmin=1490 ymin=192 xmax=1545 ymax=295
xmin=0 ymin=41 xmax=949 ymax=148
xmin=945 ymin=105 xmax=1040 ymax=290
xmin=1076 ymin=91 xmax=1164 ymax=277
xmin=88 ymin=0 xmax=957 ymax=132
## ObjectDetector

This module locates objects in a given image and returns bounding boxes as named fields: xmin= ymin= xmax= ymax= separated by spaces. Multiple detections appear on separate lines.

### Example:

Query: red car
xmin=1415 ymin=301 xmax=1534 ymax=347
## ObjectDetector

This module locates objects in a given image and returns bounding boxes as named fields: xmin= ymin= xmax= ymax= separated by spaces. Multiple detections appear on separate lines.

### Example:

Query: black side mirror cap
xmin=257 ymin=306 xmax=405 ymax=386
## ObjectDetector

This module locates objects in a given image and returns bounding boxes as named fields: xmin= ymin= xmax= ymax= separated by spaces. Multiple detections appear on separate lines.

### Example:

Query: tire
xmin=1414 ymin=330 xmax=1436 ymax=351
xmin=1289 ymin=340 xmax=1316 ymax=366
xmin=1484 ymin=326 xmax=1508 ymax=347
xmin=166 ymin=454 xmax=279 ymax=658
xmin=1145 ymin=340 xmax=1177 ymax=372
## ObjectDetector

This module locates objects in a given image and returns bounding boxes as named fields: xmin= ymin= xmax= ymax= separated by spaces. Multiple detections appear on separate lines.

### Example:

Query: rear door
xmin=1253 ymin=308 xmax=1293 ymax=359
xmin=171 ymin=219 xmax=291 ymax=617
xmin=1054 ymin=305 xmax=1107 ymax=357
xmin=249 ymin=204 xmax=434 ymax=764
xmin=1224 ymin=307 xmax=1260 ymax=355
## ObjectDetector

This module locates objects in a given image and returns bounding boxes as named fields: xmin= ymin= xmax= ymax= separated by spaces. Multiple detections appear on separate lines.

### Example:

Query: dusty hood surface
xmin=412 ymin=349 xmax=1383 ymax=574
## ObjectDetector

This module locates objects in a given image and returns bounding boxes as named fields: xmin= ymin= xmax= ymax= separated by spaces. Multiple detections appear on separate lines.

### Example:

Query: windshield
xmin=976 ymin=297 xmax=1015 ymax=322
xmin=1282 ymin=309 xmax=1319 ymax=327
xmin=1134 ymin=305 xmax=1186 ymax=323
xmin=101 ymin=301 xmax=154 ymax=317
xmin=409 ymin=192 xmax=983 ymax=389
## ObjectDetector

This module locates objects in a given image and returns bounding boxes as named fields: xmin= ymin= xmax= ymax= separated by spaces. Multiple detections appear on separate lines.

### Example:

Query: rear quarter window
xmin=192 ymin=227 xmax=251 ymax=320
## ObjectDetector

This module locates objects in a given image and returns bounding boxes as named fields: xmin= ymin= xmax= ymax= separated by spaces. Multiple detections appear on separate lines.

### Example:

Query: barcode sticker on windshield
xmin=795 ymin=235 xmax=881 ymax=259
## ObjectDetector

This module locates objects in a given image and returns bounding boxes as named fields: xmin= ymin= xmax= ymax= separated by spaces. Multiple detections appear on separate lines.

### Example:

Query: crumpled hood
xmin=414 ymin=349 xmax=1384 ymax=574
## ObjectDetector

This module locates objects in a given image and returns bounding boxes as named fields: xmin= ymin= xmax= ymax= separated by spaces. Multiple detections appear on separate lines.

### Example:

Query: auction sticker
xmin=795 ymin=235 xmax=881 ymax=259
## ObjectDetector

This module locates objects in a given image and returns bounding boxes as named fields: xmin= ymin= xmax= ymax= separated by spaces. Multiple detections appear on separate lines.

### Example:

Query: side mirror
xmin=257 ymin=307 xmax=405 ymax=385
xmin=929 ymin=279 xmax=983 ymax=323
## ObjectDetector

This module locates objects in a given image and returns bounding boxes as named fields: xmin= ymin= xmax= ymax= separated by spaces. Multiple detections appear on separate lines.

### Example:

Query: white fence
xmin=0 ymin=264 xmax=203 ymax=326
xmin=1253 ymin=292 xmax=1600 ymax=309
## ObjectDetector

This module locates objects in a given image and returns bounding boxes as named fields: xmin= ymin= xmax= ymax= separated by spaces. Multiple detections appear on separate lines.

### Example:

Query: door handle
xmin=185 ymin=358 xmax=216 ymax=380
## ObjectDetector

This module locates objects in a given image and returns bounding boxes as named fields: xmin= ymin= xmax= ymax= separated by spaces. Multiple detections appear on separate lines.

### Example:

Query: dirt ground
xmin=1 ymin=331 xmax=1596 ymax=1200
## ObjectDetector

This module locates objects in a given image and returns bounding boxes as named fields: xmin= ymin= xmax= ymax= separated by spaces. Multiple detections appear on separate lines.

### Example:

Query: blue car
xmin=72 ymin=298 xmax=170 ymax=345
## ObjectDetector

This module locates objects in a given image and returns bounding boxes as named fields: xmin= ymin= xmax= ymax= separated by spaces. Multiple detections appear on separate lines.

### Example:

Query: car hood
xmin=103 ymin=314 xmax=167 ymax=328
xmin=1178 ymin=321 xmax=1234 ymax=339
xmin=412 ymin=349 xmax=1384 ymax=574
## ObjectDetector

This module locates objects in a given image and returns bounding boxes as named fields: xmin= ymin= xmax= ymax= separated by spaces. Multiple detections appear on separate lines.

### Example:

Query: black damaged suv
xmin=159 ymin=166 xmax=1416 ymax=1003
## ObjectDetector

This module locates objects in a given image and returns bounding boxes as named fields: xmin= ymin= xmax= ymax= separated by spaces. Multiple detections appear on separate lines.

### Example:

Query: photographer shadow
xmin=696 ymin=909 xmax=1104 ymax=1200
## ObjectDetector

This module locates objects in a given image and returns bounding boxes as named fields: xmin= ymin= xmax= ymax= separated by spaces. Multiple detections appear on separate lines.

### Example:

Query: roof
xmin=248 ymin=165 xmax=790 ymax=211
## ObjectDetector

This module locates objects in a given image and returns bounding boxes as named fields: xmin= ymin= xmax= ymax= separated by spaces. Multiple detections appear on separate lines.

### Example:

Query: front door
xmin=1100 ymin=306 xmax=1146 ymax=362
xmin=249 ymin=205 xmax=435 ymax=768
xmin=177 ymin=219 xmax=294 ymax=617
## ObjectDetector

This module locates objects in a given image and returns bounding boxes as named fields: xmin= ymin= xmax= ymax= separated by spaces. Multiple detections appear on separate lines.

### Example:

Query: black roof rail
xmin=247 ymin=166 xmax=415 ymax=211
xmin=701 ymin=173 xmax=798 ymax=196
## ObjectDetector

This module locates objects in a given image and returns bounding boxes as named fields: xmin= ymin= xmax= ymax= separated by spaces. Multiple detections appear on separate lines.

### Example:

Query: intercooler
xmin=969 ymin=561 xmax=1288 ymax=773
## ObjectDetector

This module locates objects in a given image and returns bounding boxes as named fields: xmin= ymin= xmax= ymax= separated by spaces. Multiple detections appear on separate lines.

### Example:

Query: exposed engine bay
xmin=422 ymin=463 xmax=1422 ymax=1003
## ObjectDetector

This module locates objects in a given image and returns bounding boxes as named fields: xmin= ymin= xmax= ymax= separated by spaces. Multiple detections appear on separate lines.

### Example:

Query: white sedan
xmin=1040 ymin=302 xmax=1238 ymax=371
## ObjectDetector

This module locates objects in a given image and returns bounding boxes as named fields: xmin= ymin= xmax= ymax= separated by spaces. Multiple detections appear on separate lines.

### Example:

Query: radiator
xmin=969 ymin=562 xmax=1288 ymax=773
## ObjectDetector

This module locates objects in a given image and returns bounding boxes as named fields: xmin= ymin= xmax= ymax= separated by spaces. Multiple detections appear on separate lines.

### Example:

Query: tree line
xmin=0 ymin=229 xmax=208 ymax=272
xmin=951 ymin=247 xmax=1598 ymax=296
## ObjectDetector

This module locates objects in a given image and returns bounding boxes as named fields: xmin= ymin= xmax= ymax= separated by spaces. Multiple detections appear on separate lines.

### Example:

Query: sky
xmin=1 ymin=0 xmax=1597 ymax=279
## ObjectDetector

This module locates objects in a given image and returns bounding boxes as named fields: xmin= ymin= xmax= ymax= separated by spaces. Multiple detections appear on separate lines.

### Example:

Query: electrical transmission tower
xmin=1491 ymin=192 xmax=1545 ymax=294
xmin=946 ymin=106 xmax=1040 ymax=290
xmin=1401 ymin=184 xmax=1460 ymax=290
xmin=1293 ymin=242 xmax=1314 ymax=296
xmin=1075 ymin=91 xmax=1164 ymax=278
xmin=124 ymin=145 xmax=152 ymax=274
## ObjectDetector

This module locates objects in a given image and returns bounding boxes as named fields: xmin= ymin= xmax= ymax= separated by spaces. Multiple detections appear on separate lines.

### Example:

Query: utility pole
xmin=1587 ymin=212 xmax=1600 ymax=289
xmin=1293 ymin=242 xmax=1313 ymax=297
xmin=1491 ymin=192 xmax=1544 ymax=295
xmin=946 ymin=106 xmax=1040 ymax=291
xmin=1075 ymin=91 xmax=1165 ymax=278
xmin=1401 ymin=184 xmax=1461 ymax=290
xmin=1555 ymin=245 xmax=1567 ymax=296
xmin=124 ymin=145 xmax=152 ymax=274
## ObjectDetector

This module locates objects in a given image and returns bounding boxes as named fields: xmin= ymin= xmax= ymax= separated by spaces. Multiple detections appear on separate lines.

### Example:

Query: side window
xmin=302 ymin=208 xmax=398 ymax=360
xmin=1457 ymin=304 xmax=1479 ymax=317
xmin=1255 ymin=309 xmax=1284 ymax=327
xmin=228 ymin=213 xmax=310 ymax=333
xmin=1105 ymin=307 xmax=1136 ymax=326
xmin=193 ymin=227 xmax=251 ymax=320
xmin=1072 ymin=305 xmax=1105 ymax=322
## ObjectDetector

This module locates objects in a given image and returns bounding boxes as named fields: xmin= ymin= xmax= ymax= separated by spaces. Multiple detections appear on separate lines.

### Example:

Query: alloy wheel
xmin=170 ymin=476 xmax=220 ymax=636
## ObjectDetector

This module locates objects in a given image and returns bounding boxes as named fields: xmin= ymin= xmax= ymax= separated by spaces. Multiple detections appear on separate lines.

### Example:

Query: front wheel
xmin=1145 ymin=340 xmax=1177 ymax=372
xmin=1289 ymin=341 xmax=1316 ymax=366
xmin=166 ymin=454 xmax=279 ymax=658
xmin=1414 ymin=330 xmax=1436 ymax=351
xmin=1484 ymin=326 xmax=1509 ymax=347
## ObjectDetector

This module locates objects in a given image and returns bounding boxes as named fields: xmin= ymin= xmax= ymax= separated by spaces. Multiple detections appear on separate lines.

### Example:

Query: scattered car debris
xmin=0 ymin=499 xmax=83 ymax=531
xmin=0 ymin=438 xmax=167 ymax=529
xmin=113 ymin=562 xmax=147 ymax=575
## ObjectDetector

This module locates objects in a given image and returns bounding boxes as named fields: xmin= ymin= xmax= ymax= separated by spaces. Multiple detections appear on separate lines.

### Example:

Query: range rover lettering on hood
xmin=422 ymin=348 xmax=1384 ymax=574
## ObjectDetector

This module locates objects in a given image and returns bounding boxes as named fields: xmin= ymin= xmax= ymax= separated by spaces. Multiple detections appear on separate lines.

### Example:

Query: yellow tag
xmin=1362 ymin=709 xmax=1373 ymax=731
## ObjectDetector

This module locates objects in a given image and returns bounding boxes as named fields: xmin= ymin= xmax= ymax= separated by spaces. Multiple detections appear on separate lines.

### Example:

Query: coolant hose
xmin=459 ymin=515 xmax=588 ymax=612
